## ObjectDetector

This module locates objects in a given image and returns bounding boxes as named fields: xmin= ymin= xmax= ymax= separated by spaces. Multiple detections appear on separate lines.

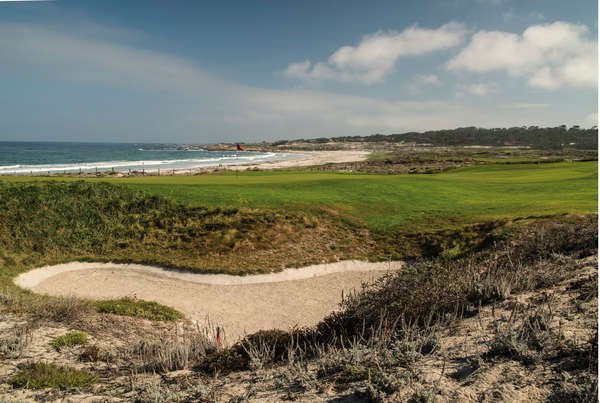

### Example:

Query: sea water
xmin=0 ymin=142 xmax=300 ymax=175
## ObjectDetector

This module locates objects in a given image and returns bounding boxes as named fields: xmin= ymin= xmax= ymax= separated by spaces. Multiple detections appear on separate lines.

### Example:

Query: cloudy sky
xmin=0 ymin=0 xmax=597 ymax=143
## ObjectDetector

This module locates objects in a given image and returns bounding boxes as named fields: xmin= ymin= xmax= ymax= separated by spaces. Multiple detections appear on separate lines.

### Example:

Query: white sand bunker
xmin=15 ymin=260 xmax=403 ymax=342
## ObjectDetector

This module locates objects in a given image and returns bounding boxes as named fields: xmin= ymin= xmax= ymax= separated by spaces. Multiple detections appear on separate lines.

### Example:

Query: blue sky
xmin=0 ymin=0 xmax=597 ymax=143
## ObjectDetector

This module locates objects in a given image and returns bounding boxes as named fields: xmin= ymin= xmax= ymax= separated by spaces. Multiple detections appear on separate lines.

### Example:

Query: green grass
xmin=5 ymin=161 xmax=595 ymax=231
xmin=8 ymin=362 xmax=97 ymax=390
xmin=51 ymin=331 xmax=87 ymax=349
xmin=95 ymin=297 xmax=184 ymax=321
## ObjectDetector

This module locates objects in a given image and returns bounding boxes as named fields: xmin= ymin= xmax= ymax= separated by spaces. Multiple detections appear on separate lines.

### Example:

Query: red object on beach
xmin=236 ymin=144 xmax=244 ymax=151
xmin=217 ymin=327 xmax=221 ymax=345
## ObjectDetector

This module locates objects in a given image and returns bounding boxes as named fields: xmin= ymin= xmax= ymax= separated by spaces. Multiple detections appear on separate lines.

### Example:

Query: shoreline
xmin=0 ymin=150 xmax=371 ymax=177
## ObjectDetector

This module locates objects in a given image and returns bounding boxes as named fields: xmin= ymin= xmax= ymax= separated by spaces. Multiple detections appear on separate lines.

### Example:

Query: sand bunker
xmin=15 ymin=260 xmax=403 ymax=342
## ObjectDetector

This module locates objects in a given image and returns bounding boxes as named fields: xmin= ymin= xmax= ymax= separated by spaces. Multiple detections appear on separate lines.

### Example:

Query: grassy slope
xmin=0 ymin=181 xmax=371 ymax=296
xmin=4 ymin=161 xmax=597 ymax=231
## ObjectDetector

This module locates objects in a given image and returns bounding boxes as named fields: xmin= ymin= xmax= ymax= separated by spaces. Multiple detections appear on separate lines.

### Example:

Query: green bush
xmin=95 ymin=297 xmax=184 ymax=321
xmin=439 ymin=245 xmax=462 ymax=260
xmin=51 ymin=331 xmax=87 ymax=349
xmin=8 ymin=362 xmax=97 ymax=390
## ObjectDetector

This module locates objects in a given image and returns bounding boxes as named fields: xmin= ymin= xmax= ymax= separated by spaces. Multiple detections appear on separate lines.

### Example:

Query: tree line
xmin=278 ymin=126 xmax=598 ymax=149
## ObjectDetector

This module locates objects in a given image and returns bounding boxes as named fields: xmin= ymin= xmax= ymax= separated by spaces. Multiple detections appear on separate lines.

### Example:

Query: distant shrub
xmin=439 ymin=246 xmax=462 ymax=260
xmin=51 ymin=331 xmax=87 ymax=349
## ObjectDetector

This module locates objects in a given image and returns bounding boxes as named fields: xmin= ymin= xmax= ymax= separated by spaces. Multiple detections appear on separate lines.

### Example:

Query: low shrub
xmin=52 ymin=331 xmax=87 ymax=349
xmin=8 ymin=362 xmax=97 ymax=390
xmin=94 ymin=297 xmax=184 ymax=321
xmin=315 ymin=216 xmax=597 ymax=345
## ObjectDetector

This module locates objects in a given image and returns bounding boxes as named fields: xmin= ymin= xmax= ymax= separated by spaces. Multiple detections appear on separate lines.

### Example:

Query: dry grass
xmin=193 ymin=215 xmax=597 ymax=381
xmin=0 ymin=321 xmax=35 ymax=359
xmin=131 ymin=332 xmax=215 ymax=373
xmin=315 ymin=215 xmax=597 ymax=345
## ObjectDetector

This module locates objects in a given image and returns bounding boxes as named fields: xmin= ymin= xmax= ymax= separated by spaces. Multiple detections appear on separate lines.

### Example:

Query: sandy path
xmin=16 ymin=260 xmax=402 ymax=343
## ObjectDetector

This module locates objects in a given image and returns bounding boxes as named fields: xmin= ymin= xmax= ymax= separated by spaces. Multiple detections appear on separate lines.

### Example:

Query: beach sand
xmin=16 ymin=260 xmax=402 ymax=343
xmin=229 ymin=150 xmax=370 ymax=170
xmin=125 ymin=150 xmax=370 ymax=176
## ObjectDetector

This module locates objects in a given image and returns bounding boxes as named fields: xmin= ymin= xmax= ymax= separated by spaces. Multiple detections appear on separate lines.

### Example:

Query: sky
xmin=0 ymin=0 xmax=597 ymax=143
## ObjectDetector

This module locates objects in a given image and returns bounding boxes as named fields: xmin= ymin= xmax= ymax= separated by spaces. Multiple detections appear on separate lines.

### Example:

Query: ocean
xmin=0 ymin=142 xmax=300 ymax=175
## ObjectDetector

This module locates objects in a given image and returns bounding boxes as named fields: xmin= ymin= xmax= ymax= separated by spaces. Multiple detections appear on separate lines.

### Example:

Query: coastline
xmin=0 ymin=149 xmax=371 ymax=177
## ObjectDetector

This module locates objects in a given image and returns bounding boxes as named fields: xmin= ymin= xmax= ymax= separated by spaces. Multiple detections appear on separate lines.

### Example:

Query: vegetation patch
xmin=196 ymin=215 xmax=597 ymax=376
xmin=51 ymin=331 xmax=87 ymax=349
xmin=314 ymin=216 xmax=597 ymax=345
xmin=306 ymin=126 xmax=598 ymax=149
xmin=3 ymin=161 xmax=597 ymax=232
xmin=8 ymin=362 xmax=97 ymax=390
xmin=0 ymin=180 xmax=370 ymax=283
xmin=94 ymin=297 xmax=184 ymax=321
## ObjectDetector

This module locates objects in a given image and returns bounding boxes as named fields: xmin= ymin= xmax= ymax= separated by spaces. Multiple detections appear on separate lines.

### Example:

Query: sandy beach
xmin=228 ymin=150 xmax=370 ymax=170
xmin=16 ymin=260 xmax=402 ymax=343
xmin=84 ymin=150 xmax=371 ymax=177
xmin=164 ymin=150 xmax=370 ymax=175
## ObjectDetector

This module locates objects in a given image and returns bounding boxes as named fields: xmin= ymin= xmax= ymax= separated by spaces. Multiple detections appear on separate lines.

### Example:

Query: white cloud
xmin=416 ymin=74 xmax=441 ymax=85
xmin=285 ymin=22 xmax=466 ymax=84
xmin=0 ymin=22 xmax=594 ymax=141
xmin=0 ymin=23 xmax=224 ymax=93
xmin=448 ymin=21 xmax=597 ymax=89
xmin=0 ymin=22 xmax=473 ymax=137
xmin=234 ymin=87 xmax=467 ymax=131
xmin=459 ymin=82 xmax=495 ymax=96
xmin=284 ymin=60 xmax=311 ymax=78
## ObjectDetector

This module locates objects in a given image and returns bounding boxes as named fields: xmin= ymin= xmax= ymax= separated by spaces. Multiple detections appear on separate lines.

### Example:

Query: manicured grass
xmin=8 ymin=362 xmax=97 ymax=390
xmin=51 ymin=331 xmax=87 ymax=349
xmin=4 ymin=161 xmax=595 ymax=231
xmin=95 ymin=297 xmax=184 ymax=321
